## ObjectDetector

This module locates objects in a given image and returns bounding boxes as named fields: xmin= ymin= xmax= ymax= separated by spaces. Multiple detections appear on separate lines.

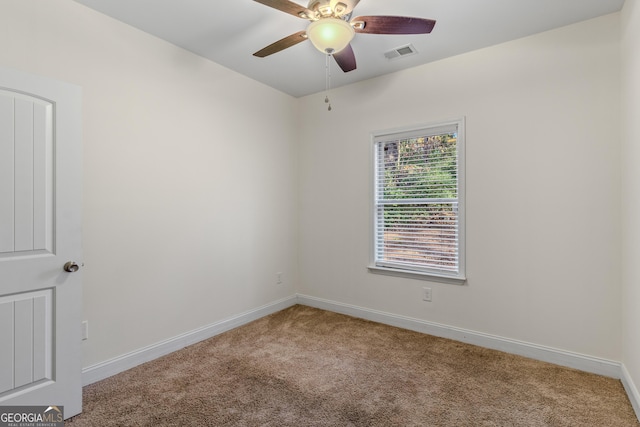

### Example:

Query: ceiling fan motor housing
xmin=308 ymin=0 xmax=358 ymax=18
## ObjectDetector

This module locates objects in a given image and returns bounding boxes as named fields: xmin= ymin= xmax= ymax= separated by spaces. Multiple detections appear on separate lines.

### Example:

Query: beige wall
xmin=622 ymin=0 xmax=640 ymax=413
xmin=298 ymin=14 xmax=622 ymax=360
xmin=0 ymin=0 xmax=631 ymax=387
xmin=0 ymin=0 xmax=299 ymax=367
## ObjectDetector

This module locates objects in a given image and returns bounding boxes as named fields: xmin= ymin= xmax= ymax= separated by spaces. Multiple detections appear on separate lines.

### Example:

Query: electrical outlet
xmin=422 ymin=287 xmax=432 ymax=302
xmin=81 ymin=320 xmax=89 ymax=340
xmin=276 ymin=272 xmax=283 ymax=284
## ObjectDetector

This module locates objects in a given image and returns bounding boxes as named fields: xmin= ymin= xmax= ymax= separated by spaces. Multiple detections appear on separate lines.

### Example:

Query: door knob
xmin=63 ymin=261 xmax=80 ymax=273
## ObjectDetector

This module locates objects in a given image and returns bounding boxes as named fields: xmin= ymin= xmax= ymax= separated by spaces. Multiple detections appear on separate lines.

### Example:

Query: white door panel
xmin=0 ymin=90 xmax=53 ymax=257
xmin=0 ymin=66 xmax=82 ymax=419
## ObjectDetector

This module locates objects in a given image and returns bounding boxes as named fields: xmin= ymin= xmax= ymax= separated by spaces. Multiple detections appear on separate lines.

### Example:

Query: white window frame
xmin=368 ymin=118 xmax=466 ymax=284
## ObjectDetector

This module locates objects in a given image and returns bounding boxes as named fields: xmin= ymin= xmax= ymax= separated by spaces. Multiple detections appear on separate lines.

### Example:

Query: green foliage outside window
xmin=382 ymin=134 xmax=457 ymax=228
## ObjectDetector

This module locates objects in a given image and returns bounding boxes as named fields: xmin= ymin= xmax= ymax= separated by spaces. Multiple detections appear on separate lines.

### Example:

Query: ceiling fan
xmin=252 ymin=0 xmax=436 ymax=73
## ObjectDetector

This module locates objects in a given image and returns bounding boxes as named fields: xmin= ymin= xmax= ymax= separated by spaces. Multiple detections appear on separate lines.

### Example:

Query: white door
xmin=0 ymin=66 xmax=82 ymax=419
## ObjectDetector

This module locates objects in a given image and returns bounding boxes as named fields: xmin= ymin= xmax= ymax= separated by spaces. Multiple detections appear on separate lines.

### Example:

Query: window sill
xmin=367 ymin=265 xmax=467 ymax=285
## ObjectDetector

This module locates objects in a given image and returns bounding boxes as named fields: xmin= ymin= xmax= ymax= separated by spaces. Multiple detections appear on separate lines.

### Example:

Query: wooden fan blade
xmin=253 ymin=0 xmax=313 ymax=19
xmin=351 ymin=16 xmax=436 ymax=34
xmin=333 ymin=44 xmax=357 ymax=72
xmin=253 ymin=31 xmax=308 ymax=57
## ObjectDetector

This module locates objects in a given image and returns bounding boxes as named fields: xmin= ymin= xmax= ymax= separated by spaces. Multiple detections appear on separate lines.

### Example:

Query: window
xmin=370 ymin=119 xmax=465 ymax=283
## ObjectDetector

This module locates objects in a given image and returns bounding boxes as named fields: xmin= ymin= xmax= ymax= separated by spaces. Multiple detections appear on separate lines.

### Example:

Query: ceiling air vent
xmin=384 ymin=44 xmax=418 ymax=60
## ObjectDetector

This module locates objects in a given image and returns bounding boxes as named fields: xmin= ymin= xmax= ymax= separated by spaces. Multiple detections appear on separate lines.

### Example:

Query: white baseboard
xmin=296 ymin=294 xmax=622 ymax=379
xmin=80 ymin=292 xmax=638 ymax=423
xmin=84 ymin=293 xmax=621 ymax=385
xmin=82 ymin=295 xmax=298 ymax=386
xmin=622 ymin=364 xmax=640 ymax=421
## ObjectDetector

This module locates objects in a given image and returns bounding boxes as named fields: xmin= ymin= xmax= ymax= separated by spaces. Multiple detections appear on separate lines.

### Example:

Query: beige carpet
xmin=67 ymin=305 xmax=639 ymax=426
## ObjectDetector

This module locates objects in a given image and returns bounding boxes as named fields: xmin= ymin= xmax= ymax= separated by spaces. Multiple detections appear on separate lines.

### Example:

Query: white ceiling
xmin=73 ymin=0 xmax=625 ymax=98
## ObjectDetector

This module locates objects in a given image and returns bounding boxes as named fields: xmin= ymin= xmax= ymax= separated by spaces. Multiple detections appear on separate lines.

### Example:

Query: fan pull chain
xmin=325 ymin=51 xmax=332 ymax=111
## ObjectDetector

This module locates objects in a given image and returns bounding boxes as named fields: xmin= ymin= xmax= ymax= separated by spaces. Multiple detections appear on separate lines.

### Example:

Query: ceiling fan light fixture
xmin=307 ymin=18 xmax=355 ymax=54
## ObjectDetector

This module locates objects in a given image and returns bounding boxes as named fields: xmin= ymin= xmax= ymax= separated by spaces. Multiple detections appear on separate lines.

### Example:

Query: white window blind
xmin=373 ymin=120 xmax=465 ymax=280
